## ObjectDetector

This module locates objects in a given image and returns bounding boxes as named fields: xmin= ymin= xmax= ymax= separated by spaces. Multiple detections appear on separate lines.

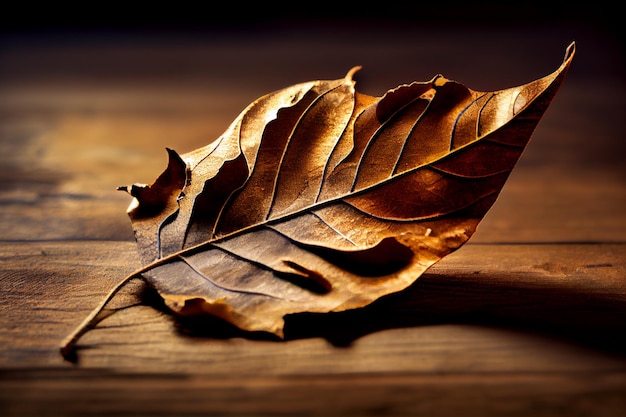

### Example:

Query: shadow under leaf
xmin=141 ymin=271 xmax=626 ymax=357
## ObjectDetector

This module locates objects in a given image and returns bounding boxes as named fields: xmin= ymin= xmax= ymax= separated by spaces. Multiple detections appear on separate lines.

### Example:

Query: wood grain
xmin=1 ymin=241 xmax=625 ymax=416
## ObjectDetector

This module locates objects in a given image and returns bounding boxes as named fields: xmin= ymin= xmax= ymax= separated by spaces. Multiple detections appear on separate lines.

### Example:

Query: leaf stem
xmin=59 ymin=273 xmax=143 ymax=361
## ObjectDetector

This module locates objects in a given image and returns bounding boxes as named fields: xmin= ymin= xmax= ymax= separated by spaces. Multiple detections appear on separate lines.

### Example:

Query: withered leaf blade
xmin=62 ymin=43 xmax=575 ymax=356
xmin=122 ymin=42 xmax=575 ymax=337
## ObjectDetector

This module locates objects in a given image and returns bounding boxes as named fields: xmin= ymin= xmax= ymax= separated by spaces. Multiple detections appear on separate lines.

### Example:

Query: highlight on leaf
xmin=60 ymin=42 xmax=575 ymax=359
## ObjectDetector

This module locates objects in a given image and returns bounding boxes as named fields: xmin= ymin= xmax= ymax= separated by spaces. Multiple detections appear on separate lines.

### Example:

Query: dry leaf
xmin=61 ymin=42 xmax=575 ymax=358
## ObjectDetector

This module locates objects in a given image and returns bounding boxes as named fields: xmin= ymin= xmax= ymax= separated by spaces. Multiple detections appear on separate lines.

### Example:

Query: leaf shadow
xmin=144 ymin=271 xmax=626 ymax=357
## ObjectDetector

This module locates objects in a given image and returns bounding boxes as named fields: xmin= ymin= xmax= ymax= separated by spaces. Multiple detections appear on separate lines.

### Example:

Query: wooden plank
xmin=0 ymin=241 xmax=624 ymax=415
xmin=1 ymin=370 xmax=625 ymax=417
xmin=1 ymin=241 xmax=624 ymax=370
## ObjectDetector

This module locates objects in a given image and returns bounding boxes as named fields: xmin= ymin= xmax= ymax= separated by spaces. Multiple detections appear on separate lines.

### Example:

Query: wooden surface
xmin=1 ymin=15 xmax=625 ymax=416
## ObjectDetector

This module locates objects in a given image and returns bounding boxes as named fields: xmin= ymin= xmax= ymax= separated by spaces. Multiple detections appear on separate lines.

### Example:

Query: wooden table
xmin=1 ymin=19 xmax=624 ymax=416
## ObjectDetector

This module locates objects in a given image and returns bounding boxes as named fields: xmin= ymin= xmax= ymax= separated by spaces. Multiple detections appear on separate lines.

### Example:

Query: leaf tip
xmin=164 ymin=146 xmax=180 ymax=157
xmin=345 ymin=66 xmax=362 ymax=82
xmin=563 ymin=41 xmax=576 ymax=66
xmin=433 ymin=74 xmax=449 ymax=87
xmin=566 ymin=41 xmax=576 ymax=56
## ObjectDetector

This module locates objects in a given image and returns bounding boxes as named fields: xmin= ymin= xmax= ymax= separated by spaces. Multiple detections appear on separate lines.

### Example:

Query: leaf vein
xmin=178 ymin=253 xmax=281 ymax=299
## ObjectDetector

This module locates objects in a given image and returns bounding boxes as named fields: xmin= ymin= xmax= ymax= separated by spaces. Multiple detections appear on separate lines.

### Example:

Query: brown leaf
xmin=61 ymin=42 xmax=575 ymax=357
